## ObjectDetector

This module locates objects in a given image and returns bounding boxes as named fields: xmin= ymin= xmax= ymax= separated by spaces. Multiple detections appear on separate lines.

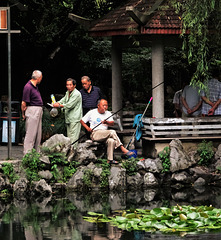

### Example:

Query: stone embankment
xmin=1 ymin=134 xmax=221 ymax=198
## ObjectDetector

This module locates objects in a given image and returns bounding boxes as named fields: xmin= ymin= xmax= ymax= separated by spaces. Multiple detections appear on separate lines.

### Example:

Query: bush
xmin=197 ymin=140 xmax=214 ymax=166
xmin=159 ymin=146 xmax=171 ymax=173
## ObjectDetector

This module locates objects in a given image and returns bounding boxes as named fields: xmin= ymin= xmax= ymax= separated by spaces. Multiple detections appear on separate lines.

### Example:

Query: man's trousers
xmin=24 ymin=106 xmax=43 ymax=155
xmin=90 ymin=129 xmax=122 ymax=160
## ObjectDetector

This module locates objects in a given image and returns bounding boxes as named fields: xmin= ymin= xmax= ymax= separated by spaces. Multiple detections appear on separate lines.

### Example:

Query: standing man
xmin=201 ymin=69 xmax=221 ymax=116
xmin=21 ymin=70 xmax=43 ymax=155
xmin=80 ymin=76 xmax=103 ymax=115
xmin=53 ymin=78 xmax=82 ymax=148
xmin=80 ymin=99 xmax=132 ymax=164
xmin=181 ymin=83 xmax=202 ymax=117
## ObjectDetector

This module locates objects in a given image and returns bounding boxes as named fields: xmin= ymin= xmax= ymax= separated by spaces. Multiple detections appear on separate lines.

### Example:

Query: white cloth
xmin=82 ymin=109 xmax=113 ymax=130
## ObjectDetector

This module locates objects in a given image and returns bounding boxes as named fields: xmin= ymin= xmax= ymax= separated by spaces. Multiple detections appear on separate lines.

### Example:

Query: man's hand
xmin=53 ymin=102 xmax=60 ymax=108
xmin=208 ymin=108 xmax=215 ymax=116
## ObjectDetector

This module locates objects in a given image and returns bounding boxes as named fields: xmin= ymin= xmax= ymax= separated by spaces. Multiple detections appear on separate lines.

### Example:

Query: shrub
xmin=197 ymin=140 xmax=214 ymax=166
xmin=159 ymin=146 xmax=171 ymax=173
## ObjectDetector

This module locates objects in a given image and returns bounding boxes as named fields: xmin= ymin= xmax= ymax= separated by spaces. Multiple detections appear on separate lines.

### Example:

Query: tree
xmin=172 ymin=0 xmax=221 ymax=88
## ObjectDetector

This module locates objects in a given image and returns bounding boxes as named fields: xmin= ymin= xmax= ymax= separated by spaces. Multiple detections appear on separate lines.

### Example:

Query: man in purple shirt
xmin=21 ymin=70 xmax=43 ymax=155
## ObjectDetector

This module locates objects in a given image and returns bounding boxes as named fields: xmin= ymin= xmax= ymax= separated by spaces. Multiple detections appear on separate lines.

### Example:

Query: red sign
xmin=0 ymin=10 xmax=7 ymax=30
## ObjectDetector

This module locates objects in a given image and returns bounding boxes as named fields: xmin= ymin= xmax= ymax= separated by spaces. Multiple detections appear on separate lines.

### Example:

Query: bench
xmin=142 ymin=117 xmax=221 ymax=158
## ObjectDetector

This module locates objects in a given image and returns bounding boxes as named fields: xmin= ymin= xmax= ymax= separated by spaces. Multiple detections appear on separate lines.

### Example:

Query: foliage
xmin=83 ymin=169 xmax=93 ymax=187
xmin=41 ymin=147 xmax=77 ymax=182
xmin=97 ymin=159 xmax=111 ymax=188
xmin=1 ymin=163 xmax=19 ymax=184
xmin=171 ymin=0 xmax=221 ymax=87
xmin=197 ymin=140 xmax=214 ymax=166
xmin=121 ymin=158 xmax=139 ymax=176
xmin=22 ymin=149 xmax=45 ymax=182
xmin=84 ymin=205 xmax=221 ymax=233
xmin=159 ymin=147 xmax=171 ymax=173
xmin=22 ymin=147 xmax=76 ymax=183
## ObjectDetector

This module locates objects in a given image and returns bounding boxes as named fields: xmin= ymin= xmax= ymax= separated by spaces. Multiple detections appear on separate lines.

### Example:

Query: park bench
xmin=142 ymin=117 xmax=221 ymax=158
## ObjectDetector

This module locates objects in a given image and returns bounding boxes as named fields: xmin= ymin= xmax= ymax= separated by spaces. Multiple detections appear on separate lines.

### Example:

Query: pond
xmin=1 ymin=186 xmax=221 ymax=240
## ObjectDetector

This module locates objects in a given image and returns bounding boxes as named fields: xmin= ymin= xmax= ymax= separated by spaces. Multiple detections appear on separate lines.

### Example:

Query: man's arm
xmin=208 ymin=99 xmax=221 ymax=115
xmin=201 ymin=96 xmax=215 ymax=107
xmin=80 ymin=120 xmax=92 ymax=132
xmin=21 ymin=101 xmax=27 ymax=120
xmin=181 ymin=97 xmax=191 ymax=114
xmin=102 ymin=120 xmax=114 ymax=126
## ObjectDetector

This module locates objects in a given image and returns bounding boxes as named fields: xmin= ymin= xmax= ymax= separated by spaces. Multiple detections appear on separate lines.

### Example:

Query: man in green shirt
xmin=53 ymin=78 xmax=82 ymax=148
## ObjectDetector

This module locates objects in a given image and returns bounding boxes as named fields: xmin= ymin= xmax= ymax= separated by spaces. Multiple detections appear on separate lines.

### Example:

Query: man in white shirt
xmin=80 ymin=99 xmax=131 ymax=163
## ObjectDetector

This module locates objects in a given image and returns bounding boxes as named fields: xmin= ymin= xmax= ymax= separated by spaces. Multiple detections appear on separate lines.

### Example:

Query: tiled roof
xmin=89 ymin=0 xmax=182 ymax=36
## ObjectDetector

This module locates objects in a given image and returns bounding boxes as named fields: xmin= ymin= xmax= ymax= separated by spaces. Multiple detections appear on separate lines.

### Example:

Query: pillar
xmin=151 ymin=37 xmax=164 ymax=118
xmin=111 ymin=36 xmax=122 ymax=116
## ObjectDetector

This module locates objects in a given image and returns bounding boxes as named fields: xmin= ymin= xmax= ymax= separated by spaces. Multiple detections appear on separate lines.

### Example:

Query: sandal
xmin=107 ymin=160 xmax=118 ymax=164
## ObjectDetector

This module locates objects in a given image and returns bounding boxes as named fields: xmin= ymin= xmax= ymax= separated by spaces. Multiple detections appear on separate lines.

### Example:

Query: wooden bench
xmin=142 ymin=117 xmax=221 ymax=158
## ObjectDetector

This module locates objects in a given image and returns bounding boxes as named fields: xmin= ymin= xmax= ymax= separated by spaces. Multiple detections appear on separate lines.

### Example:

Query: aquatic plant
xmin=84 ymin=205 xmax=221 ymax=234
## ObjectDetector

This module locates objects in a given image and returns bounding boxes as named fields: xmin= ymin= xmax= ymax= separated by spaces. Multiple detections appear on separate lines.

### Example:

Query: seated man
xmin=80 ymin=99 xmax=132 ymax=164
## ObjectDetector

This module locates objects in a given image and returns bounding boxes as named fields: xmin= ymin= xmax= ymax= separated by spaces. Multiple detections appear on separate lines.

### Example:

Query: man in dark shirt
xmin=80 ymin=76 xmax=103 ymax=115
xmin=21 ymin=70 xmax=43 ymax=155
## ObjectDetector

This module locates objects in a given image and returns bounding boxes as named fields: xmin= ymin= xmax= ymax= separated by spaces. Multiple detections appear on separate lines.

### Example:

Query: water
xmin=1 ymin=186 xmax=221 ymax=240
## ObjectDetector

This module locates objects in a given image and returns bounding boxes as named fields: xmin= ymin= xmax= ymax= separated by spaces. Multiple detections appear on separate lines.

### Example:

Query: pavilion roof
xmin=88 ymin=0 xmax=182 ymax=37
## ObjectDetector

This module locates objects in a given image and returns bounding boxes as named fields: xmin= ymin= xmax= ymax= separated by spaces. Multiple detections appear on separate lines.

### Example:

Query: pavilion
xmin=69 ymin=0 xmax=183 ymax=119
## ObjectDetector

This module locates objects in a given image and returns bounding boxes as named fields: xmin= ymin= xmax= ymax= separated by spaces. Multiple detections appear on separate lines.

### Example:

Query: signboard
xmin=2 ymin=120 xmax=16 ymax=143
xmin=0 ymin=10 xmax=7 ymax=30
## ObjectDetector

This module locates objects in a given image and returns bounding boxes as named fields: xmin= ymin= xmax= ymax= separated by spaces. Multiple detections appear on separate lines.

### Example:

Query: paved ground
xmin=0 ymin=144 xmax=24 ymax=160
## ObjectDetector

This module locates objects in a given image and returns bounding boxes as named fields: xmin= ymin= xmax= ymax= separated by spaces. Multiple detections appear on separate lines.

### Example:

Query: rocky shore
xmin=1 ymin=134 xmax=221 ymax=199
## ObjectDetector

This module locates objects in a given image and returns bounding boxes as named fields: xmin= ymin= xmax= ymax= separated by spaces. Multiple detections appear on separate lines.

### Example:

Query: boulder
xmin=31 ymin=179 xmax=52 ymax=197
xmin=143 ymin=172 xmax=159 ymax=187
xmin=108 ymin=166 xmax=126 ymax=191
xmin=13 ymin=178 xmax=28 ymax=197
xmin=169 ymin=139 xmax=197 ymax=172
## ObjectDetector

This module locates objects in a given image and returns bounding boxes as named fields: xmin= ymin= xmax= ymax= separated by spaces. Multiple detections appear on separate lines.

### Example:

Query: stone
xmin=41 ymin=134 xmax=71 ymax=155
xmin=137 ymin=158 xmax=163 ymax=173
xmin=169 ymin=139 xmax=197 ymax=172
xmin=127 ymin=172 xmax=144 ymax=189
xmin=171 ymin=171 xmax=192 ymax=184
xmin=32 ymin=179 xmax=52 ymax=197
xmin=13 ymin=178 xmax=28 ymax=197
xmin=143 ymin=172 xmax=159 ymax=187
xmin=38 ymin=170 xmax=53 ymax=180
xmin=194 ymin=177 xmax=206 ymax=186
xmin=108 ymin=166 xmax=126 ymax=191
xmin=67 ymin=166 xmax=87 ymax=190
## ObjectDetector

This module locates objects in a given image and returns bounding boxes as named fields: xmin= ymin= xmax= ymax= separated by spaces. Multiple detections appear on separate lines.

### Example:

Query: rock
xmin=137 ymin=158 xmax=163 ymax=173
xmin=31 ymin=179 xmax=52 ymax=197
xmin=108 ymin=166 xmax=126 ymax=191
xmin=144 ymin=189 xmax=157 ymax=201
xmin=169 ymin=139 xmax=197 ymax=172
xmin=171 ymin=171 xmax=192 ymax=184
xmin=127 ymin=172 xmax=144 ymax=189
xmin=215 ymin=144 xmax=221 ymax=160
xmin=13 ymin=178 xmax=28 ymax=197
xmin=41 ymin=134 xmax=71 ymax=155
xmin=67 ymin=166 xmax=87 ymax=190
xmin=39 ymin=155 xmax=50 ymax=164
xmin=38 ymin=170 xmax=53 ymax=180
xmin=194 ymin=177 xmax=206 ymax=186
xmin=143 ymin=172 xmax=159 ymax=187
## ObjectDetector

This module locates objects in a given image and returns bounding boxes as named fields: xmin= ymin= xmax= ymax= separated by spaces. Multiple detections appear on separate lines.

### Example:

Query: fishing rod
xmin=71 ymin=107 xmax=123 ymax=146
xmin=126 ymin=97 xmax=153 ymax=149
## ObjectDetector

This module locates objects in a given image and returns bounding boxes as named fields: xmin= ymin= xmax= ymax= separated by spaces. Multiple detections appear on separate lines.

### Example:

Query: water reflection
xmin=0 ymin=186 xmax=221 ymax=240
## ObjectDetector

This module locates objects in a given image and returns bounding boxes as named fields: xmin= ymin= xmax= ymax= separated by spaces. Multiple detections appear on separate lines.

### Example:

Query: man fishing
xmin=80 ymin=99 xmax=132 ymax=164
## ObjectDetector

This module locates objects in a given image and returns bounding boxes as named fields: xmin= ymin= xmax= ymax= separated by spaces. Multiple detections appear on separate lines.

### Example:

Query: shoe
xmin=123 ymin=150 xmax=137 ymax=159
xmin=107 ymin=160 xmax=118 ymax=164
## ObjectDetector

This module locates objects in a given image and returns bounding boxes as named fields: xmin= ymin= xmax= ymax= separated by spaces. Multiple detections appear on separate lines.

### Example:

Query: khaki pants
xmin=24 ymin=106 xmax=43 ymax=155
xmin=91 ymin=130 xmax=122 ymax=160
